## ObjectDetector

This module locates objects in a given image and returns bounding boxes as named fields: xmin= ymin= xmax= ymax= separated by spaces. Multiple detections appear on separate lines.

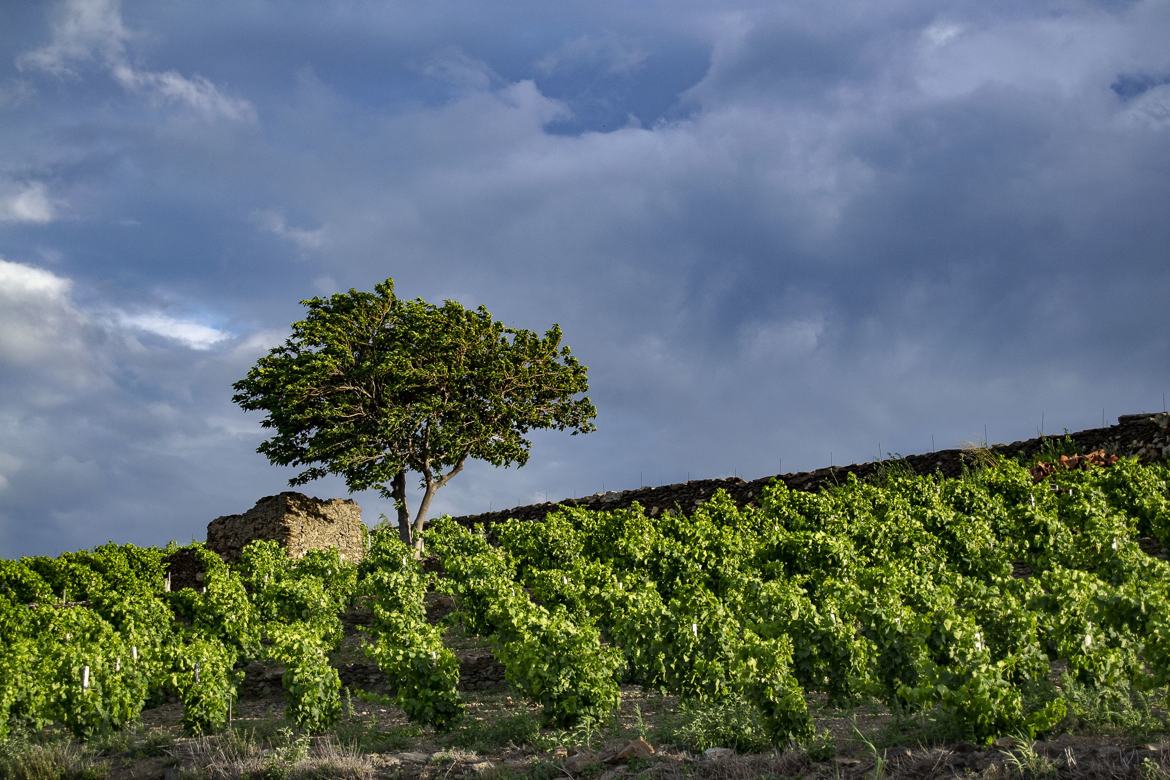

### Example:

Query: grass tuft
xmin=0 ymin=736 xmax=109 ymax=780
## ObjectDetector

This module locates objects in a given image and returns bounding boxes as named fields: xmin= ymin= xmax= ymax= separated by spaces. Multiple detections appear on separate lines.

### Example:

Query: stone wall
xmin=163 ymin=547 xmax=207 ymax=592
xmin=206 ymin=491 xmax=366 ymax=564
xmin=451 ymin=412 xmax=1170 ymax=529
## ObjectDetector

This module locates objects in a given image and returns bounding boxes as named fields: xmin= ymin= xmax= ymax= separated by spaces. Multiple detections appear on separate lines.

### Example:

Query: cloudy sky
xmin=1 ymin=0 xmax=1168 ymax=557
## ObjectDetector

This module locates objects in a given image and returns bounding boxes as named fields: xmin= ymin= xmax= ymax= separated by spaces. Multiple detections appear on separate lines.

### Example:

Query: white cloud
xmin=118 ymin=312 xmax=230 ymax=350
xmin=418 ymin=47 xmax=498 ymax=91
xmin=0 ymin=257 xmax=70 ymax=298
xmin=0 ymin=259 xmax=231 ymax=358
xmin=251 ymin=209 xmax=326 ymax=251
xmin=229 ymin=328 xmax=287 ymax=361
xmin=0 ymin=258 xmax=98 ymax=391
xmin=0 ymin=181 xmax=56 ymax=223
xmin=921 ymin=22 xmax=963 ymax=49
xmin=110 ymin=64 xmax=256 ymax=123
xmin=913 ymin=13 xmax=1131 ymax=99
xmin=536 ymin=33 xmax=648 ymax=76
xmin=18 ymin=0 xmax=255 ymax=122
xmin=16 ymin=0 xmax=127 ymax=76
xmin=0 ymin=257 xmax=290 ymax=555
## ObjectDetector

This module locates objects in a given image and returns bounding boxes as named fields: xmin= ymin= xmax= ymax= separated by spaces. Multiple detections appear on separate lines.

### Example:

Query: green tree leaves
xmin=232 ymin=278 xmax=596 ymax=548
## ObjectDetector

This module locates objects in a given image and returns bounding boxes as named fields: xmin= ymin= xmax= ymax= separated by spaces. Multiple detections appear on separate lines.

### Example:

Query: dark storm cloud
xmin=1 ymin=0 xmax=1167 ymax=556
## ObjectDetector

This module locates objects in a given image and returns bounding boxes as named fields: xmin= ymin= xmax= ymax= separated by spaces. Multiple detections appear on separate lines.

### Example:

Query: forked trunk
xmin=391 ymin=470 xmax=413 ymax=548
xmin=411 ymin=481 xmax=438 ymax=557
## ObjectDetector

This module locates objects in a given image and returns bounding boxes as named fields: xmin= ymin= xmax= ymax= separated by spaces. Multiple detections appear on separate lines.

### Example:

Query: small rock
xmin=833 ymin=757 xmax=862 ymax=767
xmin=703 ymin=747 xmax=735 ymax=761
xmin=398 ymin=751 xmax=430 ymax=763
xmin=565 ymin=752 xmax=598 ymax=773
xmin=370 ymin=755 xmax=401 ymax=770
xmin=604 ymin=737 xmax=656 ymax=764
xmin=468 ymin=760 xmax=495 ymax=774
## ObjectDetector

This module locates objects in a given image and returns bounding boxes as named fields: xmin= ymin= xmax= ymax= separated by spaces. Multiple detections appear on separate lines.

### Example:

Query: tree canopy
xmin=232 ymin=279 xmax=597 ymax=548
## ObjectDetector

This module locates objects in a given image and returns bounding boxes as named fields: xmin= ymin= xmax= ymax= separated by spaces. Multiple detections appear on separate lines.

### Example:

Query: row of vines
xmin=2 ymin=455 xmax=1169 ymax=747
xmin=0 ymin=538 xmax=362 ymax=738
xmin=427 ymin=455 xmax=1170 ymax=743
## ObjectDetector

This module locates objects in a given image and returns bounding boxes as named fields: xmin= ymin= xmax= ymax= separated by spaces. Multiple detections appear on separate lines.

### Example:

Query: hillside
xmin=2 ymin=418 xmax=1170 ymax=779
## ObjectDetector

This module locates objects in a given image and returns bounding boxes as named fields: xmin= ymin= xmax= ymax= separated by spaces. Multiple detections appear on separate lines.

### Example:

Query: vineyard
xmin=2 ymin=453 xmax=1170 ymax=777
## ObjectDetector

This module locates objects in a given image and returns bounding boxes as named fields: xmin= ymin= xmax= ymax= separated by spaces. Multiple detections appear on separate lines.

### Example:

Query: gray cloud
xmin=18 ymin=0 xmax=255 ymax=122
xmin=1 ymin=0 xmax=1167 ymax=556
xmin=0 ymin=180 xmax=56 ymax=223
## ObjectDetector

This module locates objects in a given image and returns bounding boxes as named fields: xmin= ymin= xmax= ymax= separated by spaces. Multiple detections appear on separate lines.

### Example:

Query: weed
xmin=1060 ymin=679 xmax=1170 ymax=736
xmin=448 ymin=712 xmax=542 ymax=752
xmin=334 ymin=719 xmax=423 ymax=754
xmin=85 ymin=723 xmax=172 ymax=760
xmin=871 ymin=455 xmax=917 ymax=486
xmin=655 ymin=694 xmax=775 ymax=754
xmin=270 ymin=726 xmax=312 ymax=765
xmin=540 ymin=712 xmax=608 ymax=751
xmin=802 ymin=728 xmax=836 ymax=762
xmin=852 ymin=723 xmax=887 ymax=780
xmin=0 ymin=736 xmax=109 ymax=780
xmin=1026 ymin=433 xmax=1080 ymax=468
xmin=998 ymin=735 xmax=1056 ymax=779
xmin=169 ymin=730 xmax=372 ymax=780
xmin=632 ymin=703 xmax=648 ymax=741
xmin=1142 ymin=757 xmax=1170 ymax=780
xmin=959 ymin=443 xmax=1001 ymax=474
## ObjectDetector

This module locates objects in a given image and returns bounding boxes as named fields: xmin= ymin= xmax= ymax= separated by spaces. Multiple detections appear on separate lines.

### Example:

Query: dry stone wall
xmin=451 ymin=412 xmax=1170 ymax=529
xmin=206 ymin=491 xmax=366 ymax=564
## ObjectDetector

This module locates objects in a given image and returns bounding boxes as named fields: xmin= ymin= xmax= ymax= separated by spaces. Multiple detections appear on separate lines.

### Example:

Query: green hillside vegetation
xmin=2 ymin=454 xmax=1169 ymax=777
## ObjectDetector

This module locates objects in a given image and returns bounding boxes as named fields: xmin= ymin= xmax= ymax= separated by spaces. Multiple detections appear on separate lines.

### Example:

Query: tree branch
xmin=435 ymin=453 xmax=469 ymax=489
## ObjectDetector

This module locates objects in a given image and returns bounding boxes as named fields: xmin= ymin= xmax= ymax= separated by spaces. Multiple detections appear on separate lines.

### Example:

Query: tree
xmin=232 ymin=279 xmax=597 ymax=550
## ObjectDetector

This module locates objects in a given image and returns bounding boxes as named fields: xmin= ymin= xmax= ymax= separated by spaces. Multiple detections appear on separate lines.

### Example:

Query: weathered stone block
xmin=207 ymin=491 xmax=366 ymax=563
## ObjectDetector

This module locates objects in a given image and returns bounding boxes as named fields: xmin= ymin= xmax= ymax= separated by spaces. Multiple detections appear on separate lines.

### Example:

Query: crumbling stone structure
xmin=206 ymin=491 xmax=366 ymax=564
xmin=452 ymin=412 xmax=1170 ymax=529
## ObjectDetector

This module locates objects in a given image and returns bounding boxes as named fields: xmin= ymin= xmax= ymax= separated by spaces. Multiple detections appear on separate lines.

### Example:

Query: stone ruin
xmin=453 ymin=411 xmax=1170 ymax=530
xmin=206 ymin=491 xmax=366 ymax=565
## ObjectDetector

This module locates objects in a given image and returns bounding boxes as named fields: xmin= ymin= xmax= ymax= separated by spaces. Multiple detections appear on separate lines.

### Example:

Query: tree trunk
xmin=391 ymin=470 xmax=413 ymax=548
xmin=412 ymin=481 xmax=438 ymax=556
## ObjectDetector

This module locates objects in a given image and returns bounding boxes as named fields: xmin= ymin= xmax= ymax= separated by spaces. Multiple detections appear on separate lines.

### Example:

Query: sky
xmin=1 ymin=0 xmax=1168 ymax=557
